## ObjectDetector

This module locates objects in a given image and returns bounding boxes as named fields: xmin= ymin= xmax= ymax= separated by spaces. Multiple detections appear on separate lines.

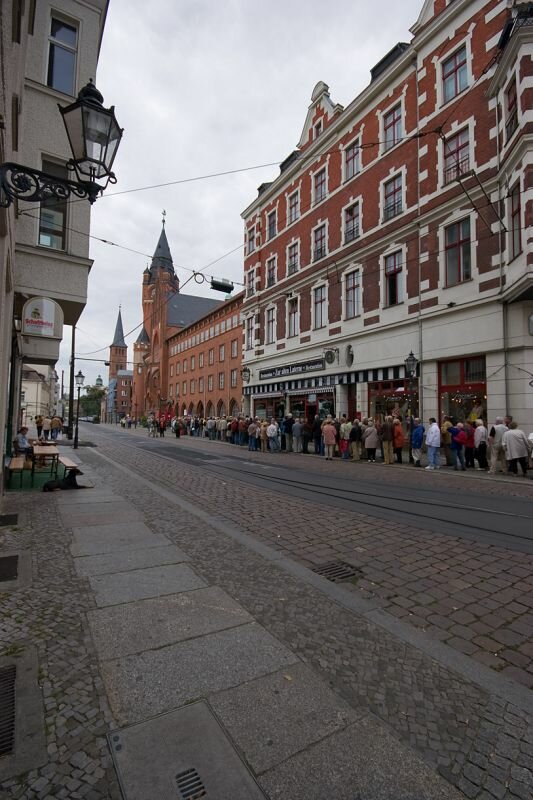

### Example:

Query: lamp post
xmin=73 ymin=370 xmax=85 ymax=450
xmin=404 ymin=351 xmax=419 ymax=464
xmin=0 ymin=80 xmax=123 ymax=207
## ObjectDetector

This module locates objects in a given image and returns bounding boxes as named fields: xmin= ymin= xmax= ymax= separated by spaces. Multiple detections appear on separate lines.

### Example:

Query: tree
xmin=79 ymin=385 xmax=105 ymax=418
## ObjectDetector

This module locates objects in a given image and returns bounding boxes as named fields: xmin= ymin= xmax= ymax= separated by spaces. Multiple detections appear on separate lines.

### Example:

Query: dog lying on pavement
xmin=42 ymin=468 xmax=89 ymax=492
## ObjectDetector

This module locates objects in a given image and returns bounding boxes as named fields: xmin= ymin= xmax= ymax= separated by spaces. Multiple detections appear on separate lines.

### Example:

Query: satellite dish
xmin=325 ymin=349 xmax=336 ymax=365
xmin=346 ymin=345 xmax=354 ymax=367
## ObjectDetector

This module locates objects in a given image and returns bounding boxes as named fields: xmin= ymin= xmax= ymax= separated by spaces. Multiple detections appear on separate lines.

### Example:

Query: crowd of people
xmin=135 ymin=411 xmax=533 ymax=477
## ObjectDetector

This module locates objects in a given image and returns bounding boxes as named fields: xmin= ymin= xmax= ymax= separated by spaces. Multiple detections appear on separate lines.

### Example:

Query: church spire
xmin=112 ymin=306 xmax=126 ymax=348
xmin=150 ymin=216 xmax=174 ymax=273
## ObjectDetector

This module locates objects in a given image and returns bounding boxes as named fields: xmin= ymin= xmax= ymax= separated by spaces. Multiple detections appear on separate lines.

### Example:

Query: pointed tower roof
xmin=112 ymin=307 xmax=127 ymax=348
xmin=135 ymin=325 xmax=150 ymax=345
xmin=150 ymin=219 xmax=174 ymax=273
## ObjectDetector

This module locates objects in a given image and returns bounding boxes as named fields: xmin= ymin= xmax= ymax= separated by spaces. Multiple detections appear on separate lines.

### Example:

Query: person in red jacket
xmin=448 ymin=422 xmax=467 ymax=470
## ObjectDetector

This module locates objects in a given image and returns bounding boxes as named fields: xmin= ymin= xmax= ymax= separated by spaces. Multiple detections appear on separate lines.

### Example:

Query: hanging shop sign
xmin=259 ymin=357 xmax=325 ymax=381
xmin=22 ymin=297 xmax=63 ymax=339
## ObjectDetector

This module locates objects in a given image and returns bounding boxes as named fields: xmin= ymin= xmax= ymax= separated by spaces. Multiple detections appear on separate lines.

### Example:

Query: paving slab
xmin=55 ymin=490 xmax=119 ymax=505
xmin=70 ymin=522 xmax=168 ymax=556
xmin=60 ymin=501 xmax=141 ymax=527
xmin=259 ymin=715 xmax=463 ymax=800
xmin=208 ymin=662 xmax=361 ymax=773
xmin=100 ymin=622 xmax=299 ymax=725
xmin=88 ymin=563 xmax=208 ymax=607
xmin=109 ymin=701 xmax=266 ymax=800
xmin=74 ymin=543 xmax=190 ymax=577
xmin=88 ymin=585 xmax=253 ymax=659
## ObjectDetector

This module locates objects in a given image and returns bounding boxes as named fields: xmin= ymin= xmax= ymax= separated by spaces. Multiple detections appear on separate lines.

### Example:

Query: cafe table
xmin=31 ymin=444 xmax=59 ymax=485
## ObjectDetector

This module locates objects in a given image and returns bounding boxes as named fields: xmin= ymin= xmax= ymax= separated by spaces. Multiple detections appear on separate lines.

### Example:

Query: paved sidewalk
xmin=91 ymin=427 xmax=533 ymax=683
xmin=0 ymin=453 xmax=469 ymax=799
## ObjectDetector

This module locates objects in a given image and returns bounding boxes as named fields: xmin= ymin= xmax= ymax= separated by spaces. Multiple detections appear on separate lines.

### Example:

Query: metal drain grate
xmin=0 ymin=665 xmax=16 ymax=757
xmin=0 ymin=556 xmax=18 ymax=582
xmin=0 ymin=514 xmax=18 ymax=527
xmin=176 ymin=767 xmax=207 ymax=799
xmin=312 ymin=560 xmax=360 ymax=582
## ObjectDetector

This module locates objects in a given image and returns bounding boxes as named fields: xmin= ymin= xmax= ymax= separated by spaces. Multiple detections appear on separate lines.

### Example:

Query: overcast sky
xmin=62 ymin=0 xmax=424 ymax=388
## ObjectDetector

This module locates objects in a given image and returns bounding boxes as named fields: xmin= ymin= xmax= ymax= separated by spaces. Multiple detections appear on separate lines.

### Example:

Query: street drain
xmin=109 ymin=700 xmax=266 ymax=799
xmin=176 ymin=767 xmax=206 ymax=799
xmin=312 ymin=560 xmax=360 ymax=582
xmin=0 ymin=665 xmax=16 ymax=756
xmin=0 ymin=556 xmax=18 ymax=582
xmin=0 ymin=514 xmax=18 ymax=527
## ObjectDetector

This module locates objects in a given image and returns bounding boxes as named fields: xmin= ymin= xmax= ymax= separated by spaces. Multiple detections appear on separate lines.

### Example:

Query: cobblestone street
xmin=0 ymin=424 xmax=532 ymax=799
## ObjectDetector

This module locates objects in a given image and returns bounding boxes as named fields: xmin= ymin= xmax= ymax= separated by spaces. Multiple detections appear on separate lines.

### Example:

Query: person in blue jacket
xmin=411 ymin=418 xmax=425 ymax=467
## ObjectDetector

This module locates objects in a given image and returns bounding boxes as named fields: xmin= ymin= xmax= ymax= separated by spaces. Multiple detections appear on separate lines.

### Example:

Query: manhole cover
xmin=0 ymin=665 xmax=16 ymax=757
xmin=109 ymin=700 xmax=266 ymax=799
xmin=176 ymin=767 xmax=206 ymax=799
xmin=312 ymin=560 xmax=360 ymax=582
xmin=0 ymin=556 xmax=18 ymax=582
xmin=0 ymin=514 xmax=18 ymax=527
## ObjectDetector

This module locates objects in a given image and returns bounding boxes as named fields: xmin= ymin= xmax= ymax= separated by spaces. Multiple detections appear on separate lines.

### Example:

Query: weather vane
xmin=162 ymin=209 xmax=166 ymax=227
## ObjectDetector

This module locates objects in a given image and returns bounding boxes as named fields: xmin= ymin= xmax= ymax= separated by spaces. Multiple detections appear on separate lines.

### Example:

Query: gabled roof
xmin=297 ymin=81 xmax=344 ymax=149
xmin=166 ymin=293 xmax=221 ymax=329
xmin=111 ymin=308 xmax=126 ymax=347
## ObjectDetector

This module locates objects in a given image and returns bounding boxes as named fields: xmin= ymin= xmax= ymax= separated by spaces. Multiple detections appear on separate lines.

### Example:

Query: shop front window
xmin=439 ymin=356 xmax=486 ymax=422
xmin=368 ymin=380 xmax=418 ymax=426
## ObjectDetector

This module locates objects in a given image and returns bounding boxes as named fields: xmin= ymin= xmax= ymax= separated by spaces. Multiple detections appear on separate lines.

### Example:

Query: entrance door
xmin=305 ymin=401 xmax=317 ymax=423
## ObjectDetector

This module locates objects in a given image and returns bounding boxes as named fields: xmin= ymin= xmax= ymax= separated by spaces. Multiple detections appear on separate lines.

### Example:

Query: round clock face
xmin=346 ymin=345 xmax=354 ymax=366
xmin=325 ymin=350 xmax=336 ymax=364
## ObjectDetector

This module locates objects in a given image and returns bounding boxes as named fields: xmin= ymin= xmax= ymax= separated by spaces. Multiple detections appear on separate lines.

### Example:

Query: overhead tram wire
xmin=61 ymin=188 xmax=528 ymax=358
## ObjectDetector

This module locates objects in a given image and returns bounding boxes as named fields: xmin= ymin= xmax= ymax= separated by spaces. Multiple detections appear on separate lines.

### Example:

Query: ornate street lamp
xmin=73 ymin=370 xmax=85 ymax=450
xmin=0 ymin=80 xmax=122 ymax=207
xmin=404 ymin=351 xmax=418 ymax=379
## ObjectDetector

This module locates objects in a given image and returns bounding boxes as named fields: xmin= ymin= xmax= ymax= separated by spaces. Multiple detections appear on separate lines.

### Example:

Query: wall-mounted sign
xmin=259 ymin=357 xmax=325 ymax=381
xmin=22 ymin=297 xmax=63 ymax=339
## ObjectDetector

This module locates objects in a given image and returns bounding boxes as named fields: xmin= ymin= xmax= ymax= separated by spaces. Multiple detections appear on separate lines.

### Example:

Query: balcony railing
xmin=288 ymin=259 xmax=298 ymax=275
xmin=444 ymin=156 xmax=470 ymax=185
xmin=345 ymin=222 xmax=360 ymax=243
xmin=383 ymin=200 xmax=402 ymax=221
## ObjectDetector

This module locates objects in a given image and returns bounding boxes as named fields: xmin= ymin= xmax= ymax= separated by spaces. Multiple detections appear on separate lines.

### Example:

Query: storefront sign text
xmin=259 ymin=358 xmax=325 ymax=381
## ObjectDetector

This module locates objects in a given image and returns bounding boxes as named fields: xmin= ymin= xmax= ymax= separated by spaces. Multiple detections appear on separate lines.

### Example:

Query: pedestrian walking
xmin=488 ymin=417 xmax=508 ymax=474
xmin=292 ymin=418 xmax=303 ymax=453
xmin=380 ymin=416 xmax=394 ymax=465
xmin=503 ymin=422 xmax=531 ymax=476
xmin=440 ymin=416 xmax=454 ymax=466
xmin=322 ymin=416 xmax=337 ymax=461
xmin=362 ymin=419 xmax=379 ymax=462
xmin=312 ymin=415 xmax=322 ymax=456
xmin=425 ymin=417 xmax=441 ymax=470
xmin=35 ymin=414 xmax=43 ymax=439
xmin=349 ymin=419 xmax=362 ymax=461
xmin=474 ymin=419 xmax=488 ymax=469
xmin=302 ymin=418 xmax=312 ymax=454
xmin=449 ymin=422 xmax=467 ymax=470
xmin=339 ymin=415 xmax=352 ymax=460
xmin=247 ymin=419 xmax=257 ymax=451
xmin=464 ymin=422 xmax=476 ymax=469
xmin=42 ymin=415 xmax=52 ymax=440
xmin=267 ymin=419 xmax=279 ymax=452
xmin=393 ymin=418 xmax=405 ymax=463
xmin=411 ymin=418 xmax=425 ymax=467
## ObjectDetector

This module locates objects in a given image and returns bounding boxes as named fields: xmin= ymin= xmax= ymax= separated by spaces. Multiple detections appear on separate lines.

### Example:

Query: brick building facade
xmin=241 ymin=0 xmax=533 ymax=427
xmin=167 ymin=292 xmax=244 ymax=419
xmin=131 ymin=222 xmax=220 ymax=419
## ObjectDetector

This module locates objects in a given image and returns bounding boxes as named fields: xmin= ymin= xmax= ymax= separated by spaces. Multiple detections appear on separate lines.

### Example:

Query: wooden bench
xmin=7 ymin=456 xmax=25 ymax=488
xmin=58 ymin=456 xmax=79 ymax=477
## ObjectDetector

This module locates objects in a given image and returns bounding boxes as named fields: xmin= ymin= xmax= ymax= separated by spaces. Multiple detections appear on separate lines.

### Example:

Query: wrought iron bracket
xmin=0 ymin=162 xmax=113 ymax=207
